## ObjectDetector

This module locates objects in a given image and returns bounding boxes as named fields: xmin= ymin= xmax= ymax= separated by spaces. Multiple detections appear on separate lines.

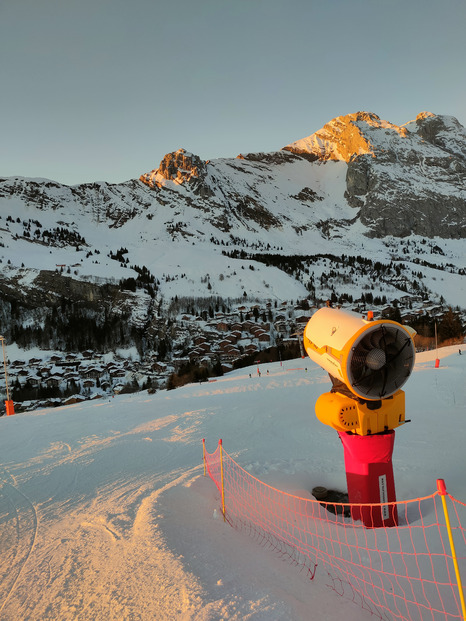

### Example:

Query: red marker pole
xmin=1 ymin=337 xmax=14 ymax=416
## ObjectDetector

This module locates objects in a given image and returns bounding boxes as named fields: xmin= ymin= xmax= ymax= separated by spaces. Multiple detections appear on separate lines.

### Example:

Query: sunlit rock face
xmin=283 ymin=111 xmax=466 ymax=238
xmin=140 ymin=148 xmax=212 ymax=196
xmin=283 ymin=112 xmax=408 ymax=162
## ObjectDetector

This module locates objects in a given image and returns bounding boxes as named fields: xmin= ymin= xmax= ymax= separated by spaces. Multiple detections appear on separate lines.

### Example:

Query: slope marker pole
xmin=202 ymin=438 xmax=206 ymax=476
xmin=219 ymin=439 xmax=226 ymax=522
xmin=437 ymin=479 xmax=466 ymax=620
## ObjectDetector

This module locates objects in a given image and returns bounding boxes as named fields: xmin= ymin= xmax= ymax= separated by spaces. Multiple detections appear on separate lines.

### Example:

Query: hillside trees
xmin=2 ymin=293 xmax=141 ymax=353
xmin=438 ymin=307 xmax=463 ymax=342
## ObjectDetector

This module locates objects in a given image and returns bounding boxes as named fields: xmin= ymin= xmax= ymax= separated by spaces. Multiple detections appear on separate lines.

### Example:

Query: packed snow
xmin=0 ymin=345 xmax=465 ymax=620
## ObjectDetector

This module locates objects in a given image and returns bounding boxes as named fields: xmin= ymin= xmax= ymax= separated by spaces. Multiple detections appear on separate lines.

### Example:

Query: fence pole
xmin=219 ymin=439 xmax=226 ymax=522
xmin=437 ymin=479 xmax=466 ymax=620
xmin=202 ymin=438 xmax=206 ymax=476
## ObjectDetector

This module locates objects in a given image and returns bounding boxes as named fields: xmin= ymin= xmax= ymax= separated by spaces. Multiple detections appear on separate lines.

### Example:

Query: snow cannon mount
xmin=303 ymin=307 xmax=416 ymax=436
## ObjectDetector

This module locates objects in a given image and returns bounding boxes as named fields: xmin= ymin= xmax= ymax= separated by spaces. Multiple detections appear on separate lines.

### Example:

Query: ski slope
xmin=0 ymin=346 xmax=465 ymax=620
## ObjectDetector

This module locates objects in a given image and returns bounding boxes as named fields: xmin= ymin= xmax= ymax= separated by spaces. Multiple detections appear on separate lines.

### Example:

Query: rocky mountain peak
xmin=413 ymin=112 xmax=466 ymax=159
xmin=139 ymin=148 xmax=209 ymax=190
xmin=283 ymin=111 xmax=408 ymax=163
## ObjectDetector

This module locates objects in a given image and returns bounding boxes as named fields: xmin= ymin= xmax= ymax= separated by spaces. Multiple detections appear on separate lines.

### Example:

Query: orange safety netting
xmin=203 ymin=440 xmax=466 ymax=621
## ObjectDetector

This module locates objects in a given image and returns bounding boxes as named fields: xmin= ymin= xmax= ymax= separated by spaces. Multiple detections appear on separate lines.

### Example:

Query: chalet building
xmin=63 ymin=395 xmax=85 ymax=406
xmin=46 ymin=376 xmax=62 ymax=388
xmin=258 ymin=332 xmax=271 ymax=343
xmin=220 ymin=351 xmax=240 ymax=363
xmin=188 ymin=349 xmax=203 ymax=362
xmin=11 ymin=360 xmax=26 ymax=368
xmin=216 ymin=320 xmax=229 ymax=332
xmin=172 ymin=359 xmax=190 ymax=372
xmin=401 ymin=313 xmax=419 ymax=323
xmin=110 ymin=369 xmax=126 ymax=378
xmin=274 ymin=321 xmax=288 ymax=334
xmin=64 ymin=371 xmax=80 ymax=381
xmin=83 ymin=367 xmax=104 ymax=379
xmin=151 ymin=361 xmax=167 ymax=373
xmin=295 ymin=315 xmax=311 ymax=326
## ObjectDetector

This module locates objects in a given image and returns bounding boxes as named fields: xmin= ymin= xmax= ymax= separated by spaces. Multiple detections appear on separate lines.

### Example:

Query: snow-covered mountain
xmin=0 ymin=111 xmax=464 ymax=364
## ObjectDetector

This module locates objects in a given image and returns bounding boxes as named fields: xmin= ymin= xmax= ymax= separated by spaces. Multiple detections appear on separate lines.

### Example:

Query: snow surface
xmin=0 ymin=346 xmax=465 ymax=620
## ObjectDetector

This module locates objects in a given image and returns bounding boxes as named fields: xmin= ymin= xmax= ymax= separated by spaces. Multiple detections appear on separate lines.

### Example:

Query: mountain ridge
xmin=2 ymin=110 xmax=465 ymax=241
xmin=0 ymin=110 xmax=464 ymax=365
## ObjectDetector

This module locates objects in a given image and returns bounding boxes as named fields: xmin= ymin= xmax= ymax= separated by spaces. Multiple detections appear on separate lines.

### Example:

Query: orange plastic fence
xmin=203 ymin=439 xmax=466 ymax=621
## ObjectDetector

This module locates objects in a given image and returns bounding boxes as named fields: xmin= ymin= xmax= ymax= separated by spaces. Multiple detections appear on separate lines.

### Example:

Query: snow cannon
xmin=303 ymin=307 xmax=417 ymax=528
xmin=303 ymin=307 xmax=416 ymax=435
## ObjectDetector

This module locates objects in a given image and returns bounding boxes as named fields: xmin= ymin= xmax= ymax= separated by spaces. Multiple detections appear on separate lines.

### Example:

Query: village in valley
xmin=3 ymin=291 xmax=459 ymax=414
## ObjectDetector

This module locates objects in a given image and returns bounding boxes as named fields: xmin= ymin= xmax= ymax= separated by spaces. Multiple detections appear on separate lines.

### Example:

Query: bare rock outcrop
xmin=140 ymin=148 xmax=213 ymax=197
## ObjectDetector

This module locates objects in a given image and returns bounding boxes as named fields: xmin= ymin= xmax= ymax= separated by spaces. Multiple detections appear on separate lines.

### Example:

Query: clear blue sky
xmin=1 ymin=0 xmax=465 ymax=186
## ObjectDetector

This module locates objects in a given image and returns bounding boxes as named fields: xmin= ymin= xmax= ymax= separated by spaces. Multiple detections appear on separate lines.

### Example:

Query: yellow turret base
xmin=315 ymin=390 xmax=406 ymax=436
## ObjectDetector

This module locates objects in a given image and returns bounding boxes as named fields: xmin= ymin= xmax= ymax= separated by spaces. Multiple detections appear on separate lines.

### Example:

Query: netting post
xmin=219 ymin=439 xmax=226 ymax=522
xmin=437 ymin=478 xmax=466 ymax=620
xmin=202 ymin=438 xmax=206 ymax=476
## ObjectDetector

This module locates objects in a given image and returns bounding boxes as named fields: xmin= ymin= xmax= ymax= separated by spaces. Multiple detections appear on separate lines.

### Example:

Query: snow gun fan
xmin=348 ymin=323 xmax=414 ymax=400
xmin=303 ymin=307 xmax=416 ymax=436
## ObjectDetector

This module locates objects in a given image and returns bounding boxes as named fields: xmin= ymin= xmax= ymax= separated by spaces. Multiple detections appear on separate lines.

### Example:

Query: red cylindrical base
xmin=5 ymin=400 xmax=15 ymax=416
xmin=338 ymin=430 xmax=398 ymax=528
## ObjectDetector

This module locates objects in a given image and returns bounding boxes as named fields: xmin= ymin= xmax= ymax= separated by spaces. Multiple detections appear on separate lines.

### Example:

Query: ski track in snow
xmin=0 ymin=467 xmax=38 ymax=616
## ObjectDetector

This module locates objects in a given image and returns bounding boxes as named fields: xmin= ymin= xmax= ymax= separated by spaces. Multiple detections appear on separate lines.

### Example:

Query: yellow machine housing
xmin=315 ymin=389 xmax=406 ymax=436
xmin=303 ymin=307 xmax=416 ymax=401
